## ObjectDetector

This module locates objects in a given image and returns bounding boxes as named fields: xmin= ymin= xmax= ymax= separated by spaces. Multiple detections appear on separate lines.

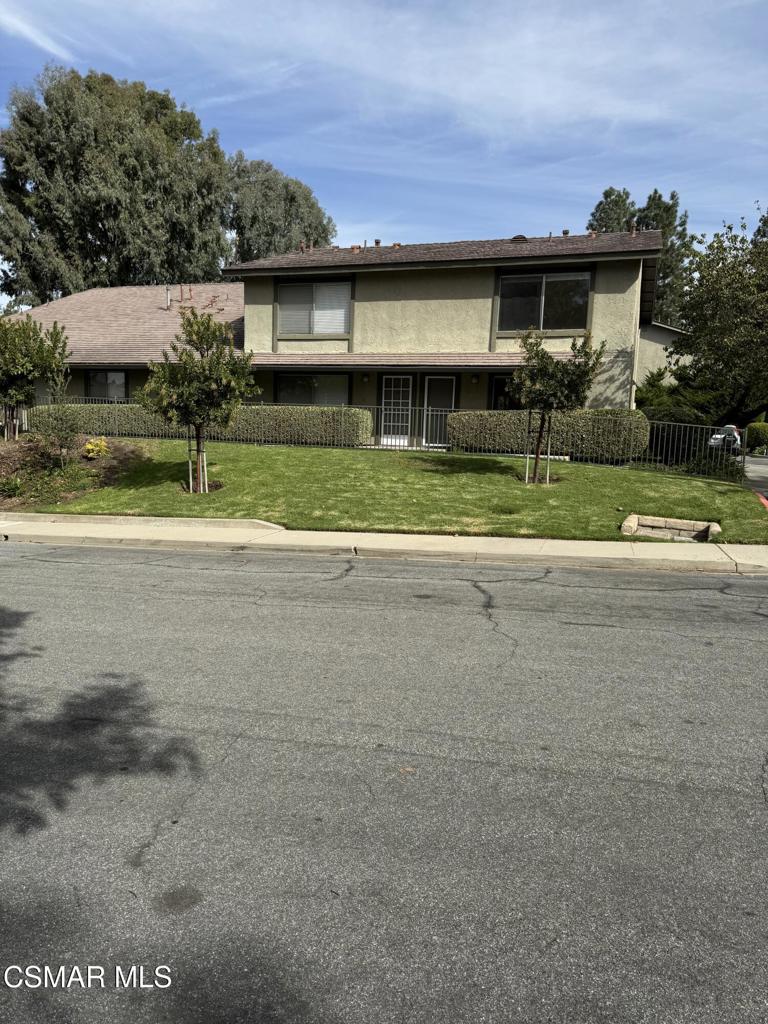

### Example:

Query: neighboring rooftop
xmin=225 ymin=230 xmax=662 ymax=275
xmin=12 ymin=283 xmax=244 ymax=365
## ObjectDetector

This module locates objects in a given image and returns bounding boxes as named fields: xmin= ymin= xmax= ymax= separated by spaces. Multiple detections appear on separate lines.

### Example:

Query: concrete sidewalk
xmin=1 ymin=512 xmax=768 ymax=573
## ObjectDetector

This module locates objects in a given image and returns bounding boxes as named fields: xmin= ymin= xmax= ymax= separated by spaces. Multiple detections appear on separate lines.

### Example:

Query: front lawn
xmin=29 ymin=440 xmax=768 ymax=543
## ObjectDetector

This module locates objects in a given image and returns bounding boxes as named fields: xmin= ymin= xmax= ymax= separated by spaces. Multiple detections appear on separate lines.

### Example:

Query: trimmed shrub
xmin=30 ymin=403 xmax=178 ymax=439
xmin=29 ymin=403 xmax=374 ymax=448
xmin=638 ymin=404 xmax=707 ymax=426
xmin=676 ymin=453 xmax=744 ymax=482
xmin=745 ymin=421 xmax=768 ymax=452
xmin=446 ymin=408 xmax=650 ymax=463
xmin=216 ymin=405 xmax=374 ymax=446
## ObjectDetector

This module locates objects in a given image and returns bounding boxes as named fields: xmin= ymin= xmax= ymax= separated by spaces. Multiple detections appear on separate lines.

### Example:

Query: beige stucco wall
xmin=636 ymin=323 xmax=680 ymax=383
xmin=240 ymin=258 xmax=646 ymax=408
xmin=590 ymin=261 xmax=641 ymax=352
xmin=588 ymin=350 xmax=635 ymax=409
xmin=244 ymin=277 xmax=274 ymax=353
xmin=353 ymin=268 xmax=495 ymax=352
xmin=587 ymin=261 xmax=641 ymax=408
xmin=276 ymin=339 xmax=348 ymax=354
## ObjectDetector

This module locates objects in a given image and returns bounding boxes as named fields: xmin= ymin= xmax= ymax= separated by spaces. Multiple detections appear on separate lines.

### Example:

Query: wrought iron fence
xmin=20 ymin=398 xmax=747 ymax=481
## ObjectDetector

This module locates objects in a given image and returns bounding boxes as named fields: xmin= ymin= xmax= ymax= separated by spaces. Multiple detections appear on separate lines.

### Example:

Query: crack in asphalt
xmin=470 ymin=580 xmax=519 ymax=649
xmin=558 ymin=620 xmax=768 ymax=647
xmin=760 ymin=754 xmax=768 ymax=810
xmin=7 ymin=547 xmax=765 ymax=598
xmin=327 ymin=559 xmax=355 ymax=582
xmin=126 ymin=730 xmax=242 ymax=871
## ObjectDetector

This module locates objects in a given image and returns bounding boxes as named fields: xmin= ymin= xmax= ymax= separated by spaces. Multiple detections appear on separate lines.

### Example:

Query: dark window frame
xmin=492 ymin=265 xmax=594 ymax=340
xmin=274 ymin=371 xmax=353 ymax=406
xmin=84 ymin=369 xmax=128 ymax=401
xmin=274 ymin=277 xmax=354 ymax=342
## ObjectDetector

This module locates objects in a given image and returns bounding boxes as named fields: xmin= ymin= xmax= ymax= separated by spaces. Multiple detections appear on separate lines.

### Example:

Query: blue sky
xmin=1 ymin=0 xmax=766 ymax=246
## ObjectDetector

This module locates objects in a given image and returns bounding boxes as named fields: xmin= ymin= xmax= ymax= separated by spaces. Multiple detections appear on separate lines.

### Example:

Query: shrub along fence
xmin=447 ymin=408 xmax=743 ymax=480
xmin=25 ymin=399 xmax=745 ymax=480
xmin=447 ymin=409 xmax=650 ymax=464
xmin=745 ymin=421 xmax=768 ymax=453
xmin=29 ymin=401 xmax=374 ymax=448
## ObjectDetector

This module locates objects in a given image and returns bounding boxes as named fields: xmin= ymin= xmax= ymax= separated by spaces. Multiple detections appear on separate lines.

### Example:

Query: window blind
xmin=313 ymin=282 xmax=351 ymax=334
xmin=278 ymin=282 xmax=351 ymax=335
xmin=278 ymin=284 xmax=313 ymax=334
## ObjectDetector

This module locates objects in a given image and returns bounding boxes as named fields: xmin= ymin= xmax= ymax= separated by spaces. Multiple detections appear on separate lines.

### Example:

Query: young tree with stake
xmin=139 ymin=308 xmax=259 ymax=493
xmin=512 ymin=332 xmax=605 ymax=483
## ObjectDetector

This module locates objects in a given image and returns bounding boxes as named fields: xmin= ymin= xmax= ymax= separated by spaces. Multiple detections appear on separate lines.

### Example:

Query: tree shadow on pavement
xmin=166 ymin=945 xmax=346 ymax=1024
xmin=0 ymin=604 xmax=200 ymax=834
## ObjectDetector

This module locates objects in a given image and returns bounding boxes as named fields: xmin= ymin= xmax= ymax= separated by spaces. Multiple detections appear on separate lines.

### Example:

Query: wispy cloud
xmin=0 ymin=4 xmax=74 ymax=61
xmin=0 ymin=0 xmax=765 ymax=240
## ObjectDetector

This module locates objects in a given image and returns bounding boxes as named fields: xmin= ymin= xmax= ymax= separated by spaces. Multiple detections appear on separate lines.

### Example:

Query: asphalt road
xmin=0 ymin=544 xmax=766 ymax=1024
xmin=745 ymin=455 xmax=768 ymax=495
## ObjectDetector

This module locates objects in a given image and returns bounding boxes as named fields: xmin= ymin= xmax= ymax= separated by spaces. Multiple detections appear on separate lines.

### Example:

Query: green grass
xmin=31 ymin=440 xmax=768 ymax=543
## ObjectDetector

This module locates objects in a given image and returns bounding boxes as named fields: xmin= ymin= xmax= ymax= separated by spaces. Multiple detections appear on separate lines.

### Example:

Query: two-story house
xmin=18 ymin=230 xmax=675 ymax=442
xmin=227 ymin=229 xmax=666 ymax=441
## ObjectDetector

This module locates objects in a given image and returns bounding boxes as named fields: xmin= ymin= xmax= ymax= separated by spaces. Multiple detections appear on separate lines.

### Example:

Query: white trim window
xmin=278 ymin=282 xmax=351 ymax=336
xmin=498 ymin=272 xmax=590 ymax=331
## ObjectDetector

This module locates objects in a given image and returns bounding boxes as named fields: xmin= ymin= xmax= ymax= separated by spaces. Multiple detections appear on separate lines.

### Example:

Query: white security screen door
xmin=381 ymin=375 xmax=413 ymax=447
xmin=423 ymin=376 xmax=455 ymax=446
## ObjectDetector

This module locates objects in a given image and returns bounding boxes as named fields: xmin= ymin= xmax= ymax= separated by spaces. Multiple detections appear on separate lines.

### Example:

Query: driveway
xmin=0 ymin=545 xmax=766 ymax=1023
xmin=745 ymin=454 xmax=768 ymax=494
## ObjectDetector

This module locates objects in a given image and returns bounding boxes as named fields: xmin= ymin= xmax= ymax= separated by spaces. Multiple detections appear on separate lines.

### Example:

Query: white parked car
xmin=708 ymin=425 xmax=741 ymax=453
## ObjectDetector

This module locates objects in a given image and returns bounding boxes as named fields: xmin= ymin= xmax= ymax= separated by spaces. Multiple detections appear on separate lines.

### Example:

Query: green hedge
xmin=446 ymin=408 xmax=650 ymax=462
xmin=28 ymin=403 xmax=374 ymax=448
xmin=745 ymin=421 xmax=768 ymax=451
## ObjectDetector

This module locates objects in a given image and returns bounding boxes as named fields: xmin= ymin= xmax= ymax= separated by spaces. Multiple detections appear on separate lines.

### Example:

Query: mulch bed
xmin=0 ymin=435 xmax=147 ymax=508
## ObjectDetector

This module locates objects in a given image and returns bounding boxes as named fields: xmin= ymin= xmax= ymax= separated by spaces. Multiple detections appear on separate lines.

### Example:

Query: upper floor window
xmin=498 ymin=272 xmax=590 ymax=332
xmin=278 ymin=281 xmax=351 ymax=336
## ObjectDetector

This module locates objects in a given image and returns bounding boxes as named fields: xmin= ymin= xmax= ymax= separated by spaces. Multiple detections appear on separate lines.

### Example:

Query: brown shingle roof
xmin=12 ymin=283 xmax=244 ymax=366
xmin=226 ymin=230 xmax=662 ymax=275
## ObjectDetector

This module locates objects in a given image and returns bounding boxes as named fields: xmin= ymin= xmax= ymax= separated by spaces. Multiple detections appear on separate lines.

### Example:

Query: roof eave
xmin=224 ymin=248 xmax=661 ymax=278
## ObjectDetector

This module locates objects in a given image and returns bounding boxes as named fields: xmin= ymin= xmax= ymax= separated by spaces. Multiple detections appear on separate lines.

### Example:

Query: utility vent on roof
xmin=511 ymin=235 xmax=527 ymax=242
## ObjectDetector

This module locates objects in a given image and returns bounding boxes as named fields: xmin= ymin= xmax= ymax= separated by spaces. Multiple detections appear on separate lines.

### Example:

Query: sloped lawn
xmin=29 ymin=440 xmax=768 ymax=543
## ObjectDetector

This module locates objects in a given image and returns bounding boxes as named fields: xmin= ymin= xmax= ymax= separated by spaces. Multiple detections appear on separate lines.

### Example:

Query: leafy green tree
xmin=753 ymin=207 xmax=768 ymax=243
xmin=139 ymin=308 xmax=259 ymax=493
xmin=511 ymin=331 xmax=605 ymax=483
xmin=673 ymin=220 xmax=768 ymax=425
xmin=634 ymin=363 xmax=726 ymax=424
xmin=0 ymin=67 xmax=229 ymax=305
xmin=586 ymin=187 xmax=696 ymax=325
xmin=0 ymin=315 xmax=70 ymax=439
xmin=227 ymin=152 xmax=336 ymax=263
xmin=635 ymin=190 xmax=697 ymax=326
xmin=586 ymin=187 xmax=637 ymax=233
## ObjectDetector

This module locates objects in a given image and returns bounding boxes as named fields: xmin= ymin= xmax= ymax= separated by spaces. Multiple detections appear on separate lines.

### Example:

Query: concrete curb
xmin=1 ymin=513 xmax=767 ymax=574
